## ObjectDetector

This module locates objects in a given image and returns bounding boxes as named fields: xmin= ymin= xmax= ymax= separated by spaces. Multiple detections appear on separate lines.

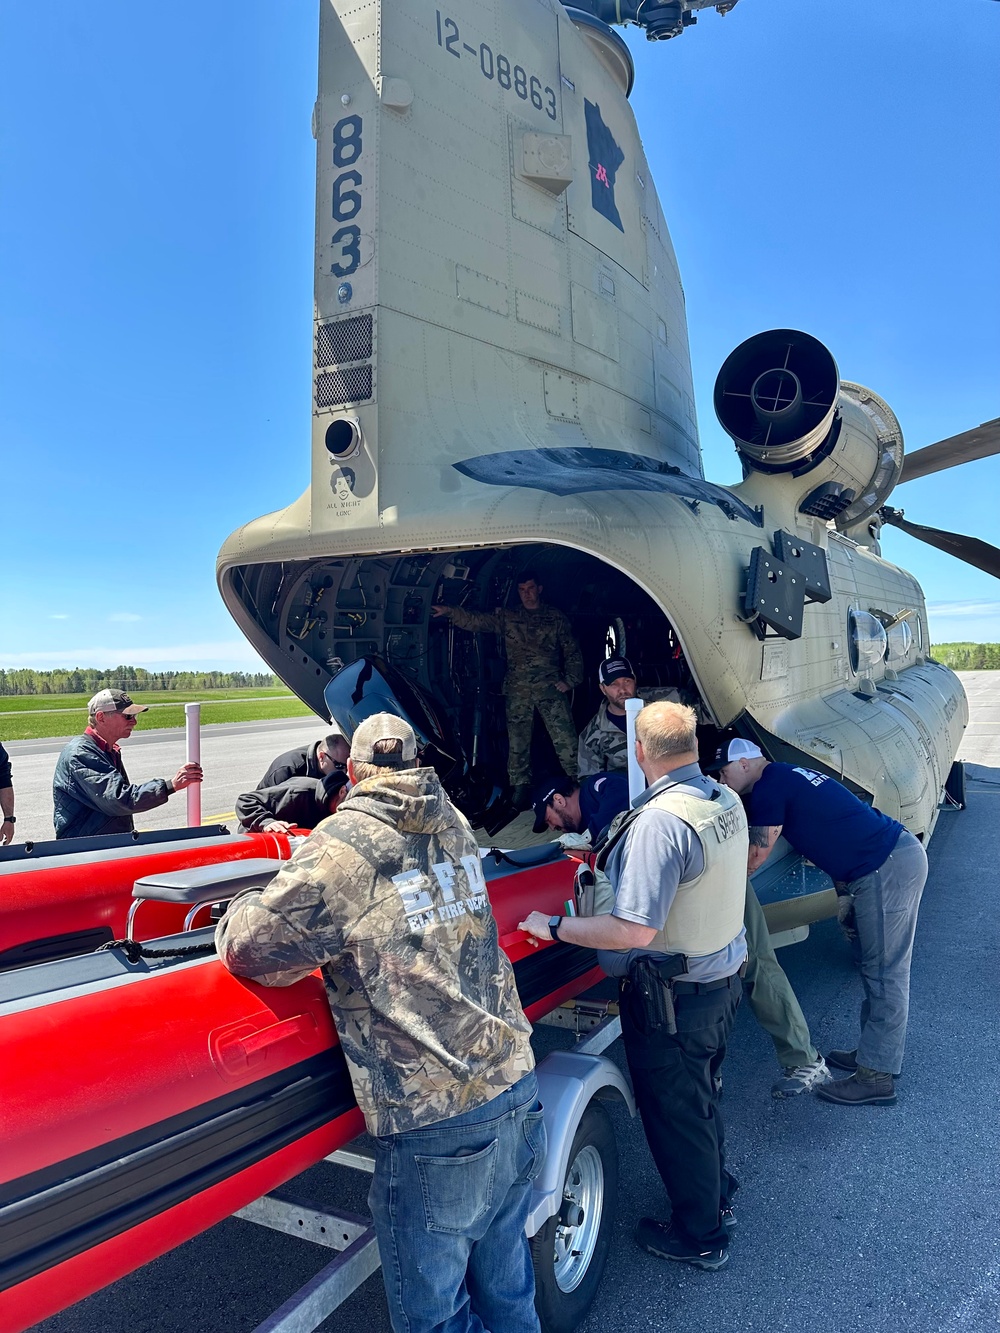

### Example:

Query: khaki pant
xmin=742 ymin=881 xmax=818 ymax=1069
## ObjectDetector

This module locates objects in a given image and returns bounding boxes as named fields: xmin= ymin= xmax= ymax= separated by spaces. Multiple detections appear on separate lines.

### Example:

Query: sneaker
xmin=720 ymin=1205 xmax=737 ymax=1231
xmin=771 ymin=1056 xmax=832 ymax=1098
xmin=816 ymin=1070 xmax=896 ymax=1106
xmin=827 ymin=1048 xmax=858 ymax=1072
xmin=634 ymin=1217 xmax=729 ymax=1271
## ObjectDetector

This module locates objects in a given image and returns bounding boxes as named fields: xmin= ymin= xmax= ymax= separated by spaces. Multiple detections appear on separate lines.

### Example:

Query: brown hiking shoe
xmin=817 ymin=1069 xmax=896 ymax=1106
xmin=826 ymin=1049 xmax=858 ymax=1072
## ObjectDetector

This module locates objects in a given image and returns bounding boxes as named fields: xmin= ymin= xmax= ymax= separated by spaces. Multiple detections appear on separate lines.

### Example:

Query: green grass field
xmin=0 ymin=689 xmax=313 ymax=741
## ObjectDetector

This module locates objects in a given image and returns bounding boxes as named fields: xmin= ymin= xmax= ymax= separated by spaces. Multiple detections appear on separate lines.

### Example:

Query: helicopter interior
xmin=227 ymin=544 xmax=726 ymax=831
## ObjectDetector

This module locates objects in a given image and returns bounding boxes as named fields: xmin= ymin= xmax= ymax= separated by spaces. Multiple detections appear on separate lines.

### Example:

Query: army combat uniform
xmin=577 ymin=687 xmax=685 ymax=777
xmin=216 ymin=761 xmax=542 ymax=1333
xmin=444 ymin=604 xmax=584 ymax=785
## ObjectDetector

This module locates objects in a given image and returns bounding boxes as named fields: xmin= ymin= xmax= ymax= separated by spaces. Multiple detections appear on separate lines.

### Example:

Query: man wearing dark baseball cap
xmin=577 ymin=656 xmax=686 ymax=777
xmin=531 ymin=771 xmax=630 ymax=840
xmin=52 ymin=689 xmax=203 ymax=839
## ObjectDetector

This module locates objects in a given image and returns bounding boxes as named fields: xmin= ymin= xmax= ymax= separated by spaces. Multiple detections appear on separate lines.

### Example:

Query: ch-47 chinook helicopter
xmin=218 ymin=0 xmax=1000 ymax=929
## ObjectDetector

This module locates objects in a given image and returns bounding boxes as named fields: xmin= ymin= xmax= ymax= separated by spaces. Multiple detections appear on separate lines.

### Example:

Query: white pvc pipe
xmin=624 ymin=697 xmax=645 ymax=804
xmin=185 ymin=702 xmax=202 ymax=827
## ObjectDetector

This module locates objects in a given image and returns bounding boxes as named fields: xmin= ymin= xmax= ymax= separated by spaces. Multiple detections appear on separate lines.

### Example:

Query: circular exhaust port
xmin=325 ymin=417 xmax=362 ymax=460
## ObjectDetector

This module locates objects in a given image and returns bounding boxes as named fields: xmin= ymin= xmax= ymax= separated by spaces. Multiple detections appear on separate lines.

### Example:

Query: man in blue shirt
xmin=531 ymin=771 xmax=630 ymax=841
xmin=709 ymin=739 xmax=929 ymax=1106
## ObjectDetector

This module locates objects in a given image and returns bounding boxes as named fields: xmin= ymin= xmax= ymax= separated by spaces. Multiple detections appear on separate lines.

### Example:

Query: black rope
xmin=488 ymin=847 xmax=524 ymax=867
xmin=97 ymin=938 xmax=218 ymax=964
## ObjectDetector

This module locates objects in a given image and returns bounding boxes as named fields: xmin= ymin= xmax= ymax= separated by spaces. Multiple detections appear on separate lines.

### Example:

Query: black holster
xmin=624 ymin=953 xmax=688 ymax=1036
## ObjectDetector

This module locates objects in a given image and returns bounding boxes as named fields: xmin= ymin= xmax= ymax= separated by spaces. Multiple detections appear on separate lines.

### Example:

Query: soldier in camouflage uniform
xmin=216 ymin=713 xmax=543 ymax=1333
xmin=578 ymin=656 xmax=685 ymax=777
xmin=433 ymin=570 xmax=583 ymax=806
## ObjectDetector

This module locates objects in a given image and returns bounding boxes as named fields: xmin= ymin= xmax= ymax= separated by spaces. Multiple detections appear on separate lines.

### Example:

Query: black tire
xmin=530 ymin=1101 xmax=618 ymax=1333
xmin=945 ymin=760 xmax=967 ymax=810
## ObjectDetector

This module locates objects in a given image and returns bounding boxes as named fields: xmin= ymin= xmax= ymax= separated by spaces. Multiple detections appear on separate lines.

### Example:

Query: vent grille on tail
xmin=316 ymin=315 xmax=372 ymax=367
xmin=316 ymin=366 xmax=373 ymax=408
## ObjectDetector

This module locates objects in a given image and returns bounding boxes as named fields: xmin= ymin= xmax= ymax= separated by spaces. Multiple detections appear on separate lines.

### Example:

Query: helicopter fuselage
xmin=218 ymin=0 xmax=966 ymax=857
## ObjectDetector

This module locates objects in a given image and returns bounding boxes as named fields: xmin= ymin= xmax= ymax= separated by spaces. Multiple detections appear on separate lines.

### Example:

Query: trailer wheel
xmin=531 ymin=1102 xmax=617 ymax=1333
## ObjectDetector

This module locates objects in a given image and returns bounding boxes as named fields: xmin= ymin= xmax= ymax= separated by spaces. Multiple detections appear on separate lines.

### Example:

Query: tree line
xmin=0 ymin=667 xmax=278 ymax=696
xmin=932 ymin=644 xmax=1000 ymax=670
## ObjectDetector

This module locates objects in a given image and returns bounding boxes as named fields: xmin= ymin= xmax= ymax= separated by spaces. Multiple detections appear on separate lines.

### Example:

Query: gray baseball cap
xmin=350 ymin=712 xmax=418 ymax=766
xmin=88 ymin=688 xmax=148 ymax=718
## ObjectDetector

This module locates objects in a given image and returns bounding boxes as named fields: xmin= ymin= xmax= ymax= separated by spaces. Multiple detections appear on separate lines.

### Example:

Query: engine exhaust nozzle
xmin=715 ymin=329 xmax=840 ymax=471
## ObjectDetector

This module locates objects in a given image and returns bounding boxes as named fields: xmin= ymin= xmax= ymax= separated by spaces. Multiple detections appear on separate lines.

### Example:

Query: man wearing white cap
xmin=708 ymin=738 xmax=929 ymax=1107
xmin=217 ymin=712 xmax=542 ymax=1333
xmin=52 ymin=689 xmax=203 ymax=839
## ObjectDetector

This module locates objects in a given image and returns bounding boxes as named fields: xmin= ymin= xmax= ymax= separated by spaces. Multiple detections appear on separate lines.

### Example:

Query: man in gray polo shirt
xmin=520 ymin=701 xmax=748 ymax=1271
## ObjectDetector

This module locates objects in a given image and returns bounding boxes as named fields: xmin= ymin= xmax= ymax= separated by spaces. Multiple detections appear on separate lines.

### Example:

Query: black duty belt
xmin=672 ymin=973 xmax=742 ymax=996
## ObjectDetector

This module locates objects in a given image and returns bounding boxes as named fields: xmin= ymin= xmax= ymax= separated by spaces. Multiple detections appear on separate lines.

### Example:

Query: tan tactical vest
xmin=599 ymin=782 xmax=748 ymax=957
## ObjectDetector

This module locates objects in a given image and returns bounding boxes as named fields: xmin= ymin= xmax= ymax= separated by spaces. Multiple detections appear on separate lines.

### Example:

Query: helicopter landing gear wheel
xmin=945 ymin=760 xmax=966 ymax=809
xmin=530 ymin=1103 xmax=618 ymax=1333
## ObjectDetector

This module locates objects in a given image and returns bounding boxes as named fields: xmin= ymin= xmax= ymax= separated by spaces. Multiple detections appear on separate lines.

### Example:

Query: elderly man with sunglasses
xmin=52 ymin=689 xmax=202 ymax=839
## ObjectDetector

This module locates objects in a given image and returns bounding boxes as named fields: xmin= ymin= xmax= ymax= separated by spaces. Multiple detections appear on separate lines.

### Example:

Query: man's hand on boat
xmin=518 ymin=909 xmax=657 ymax=951
xmin=262 ymin=818 xmax=294 ymax=833
xmin=518 ymin=911 xmax=555 ymax=946
xmin=167 ymin=762 xmax=204 ymax=792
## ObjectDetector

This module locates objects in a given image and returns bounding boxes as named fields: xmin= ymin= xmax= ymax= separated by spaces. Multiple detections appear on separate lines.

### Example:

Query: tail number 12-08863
xmin=330 ymin=114 xmax=363 ymax=278
xmin=435 ymin=10 xmax=558 ymax=121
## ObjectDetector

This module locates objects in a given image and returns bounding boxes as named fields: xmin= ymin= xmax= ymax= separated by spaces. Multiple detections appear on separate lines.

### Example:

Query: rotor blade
xmin=880 ymin=507 xmax=1000 ymax=579
xmin=899 ymin=417 xmax=1000 ymax=485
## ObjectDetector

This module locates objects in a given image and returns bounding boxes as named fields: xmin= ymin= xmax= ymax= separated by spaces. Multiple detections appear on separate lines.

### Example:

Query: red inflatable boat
xmin=0 ymin=824 xmax=296 ymax=970
xmin=0 ymin=839 xmax=596 ymax=1333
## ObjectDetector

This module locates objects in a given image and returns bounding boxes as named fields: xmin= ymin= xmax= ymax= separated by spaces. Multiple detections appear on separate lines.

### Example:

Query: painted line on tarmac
xmin=203 ymin=813 xmax=236 ymax=823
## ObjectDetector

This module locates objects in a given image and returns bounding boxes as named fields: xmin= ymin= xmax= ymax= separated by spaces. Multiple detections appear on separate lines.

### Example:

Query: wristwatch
xmin=2 ymin=815 xmax=14 ymax=824
xmin=548 ymin=914 xmax=563 ymax=941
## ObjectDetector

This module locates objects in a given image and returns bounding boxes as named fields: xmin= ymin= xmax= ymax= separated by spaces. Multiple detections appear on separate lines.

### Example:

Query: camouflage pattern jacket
xmin=215 ymin=766 xmax=534 ymax=1136
xmin=577 ymin=688 xmax=685 ymax=776
xmin=446 ymin=604 xmax=583 ymax=698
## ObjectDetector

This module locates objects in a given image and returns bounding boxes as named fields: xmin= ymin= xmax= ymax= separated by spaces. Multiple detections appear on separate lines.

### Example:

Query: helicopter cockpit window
xmin=885 ymin=620 xmax=913 ymax=665
xmin=848 ymin=609 xmax=887 ymax=676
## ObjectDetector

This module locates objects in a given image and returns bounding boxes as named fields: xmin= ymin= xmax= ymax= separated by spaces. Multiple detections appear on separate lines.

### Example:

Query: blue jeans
xmin=369 ymin=1073 xmax=545 ymax=1333
xmin=848 ymin=829 xmax=928 ymax=1075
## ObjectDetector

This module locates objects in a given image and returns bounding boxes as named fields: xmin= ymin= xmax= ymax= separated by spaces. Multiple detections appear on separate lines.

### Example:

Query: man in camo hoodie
xmin=216 ymin=713 xmax=542 ymax=1333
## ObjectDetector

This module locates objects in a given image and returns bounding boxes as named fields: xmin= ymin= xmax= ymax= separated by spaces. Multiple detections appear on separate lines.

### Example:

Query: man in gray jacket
xmin=52 ymin=689 xmax=202 ymax=839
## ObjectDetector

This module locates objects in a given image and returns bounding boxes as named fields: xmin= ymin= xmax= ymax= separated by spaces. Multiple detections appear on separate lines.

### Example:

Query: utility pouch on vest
xmin=574 ymin=864 xmax=596 ymax=917
xmin=573 ymin=862 xmax=616 ymax=917
xmin=626 ymin=954 xmax=686 ymax=1036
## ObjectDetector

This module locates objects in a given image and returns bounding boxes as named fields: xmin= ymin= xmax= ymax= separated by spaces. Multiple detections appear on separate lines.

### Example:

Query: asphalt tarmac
xmin=20 ymin=673 xmax=1000 ymax=1332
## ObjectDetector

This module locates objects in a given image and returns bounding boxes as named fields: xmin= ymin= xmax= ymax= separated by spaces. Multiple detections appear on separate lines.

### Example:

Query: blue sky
xmin=1 ymin=0 xmax=997 ymax=671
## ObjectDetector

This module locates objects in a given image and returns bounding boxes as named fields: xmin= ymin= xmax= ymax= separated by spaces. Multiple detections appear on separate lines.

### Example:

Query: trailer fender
xmin=526 ymin=1049 xmax=634 ymax=1235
